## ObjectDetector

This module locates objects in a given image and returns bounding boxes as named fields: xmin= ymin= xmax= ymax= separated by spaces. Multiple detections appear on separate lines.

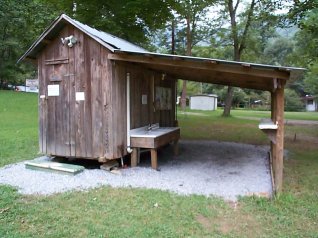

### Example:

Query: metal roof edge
xmin=17 ymin=14 xmax=64 ymax=63
xmin=114 ymin=49 xmax=306 ymax=72
xmin=61 ymin=14 xmax=116 ymax=52
xmin=18 ymin=14 xmax=117 ymax=63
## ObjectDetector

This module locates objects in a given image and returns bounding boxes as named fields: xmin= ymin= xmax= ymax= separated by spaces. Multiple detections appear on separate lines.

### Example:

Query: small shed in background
xmin=190 ymin=94 xmax=217 ymax=111
xmin=303 ymin=96 xmax=317 ymax=112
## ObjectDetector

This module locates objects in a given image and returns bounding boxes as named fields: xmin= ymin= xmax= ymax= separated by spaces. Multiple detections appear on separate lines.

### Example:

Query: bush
xmin=284 ymin=89 xmax=304 ymax=112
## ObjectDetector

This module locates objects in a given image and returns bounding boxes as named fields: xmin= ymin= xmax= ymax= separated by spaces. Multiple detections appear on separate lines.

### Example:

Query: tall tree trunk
xmin=222 ymin=0 xmax=255 ymax=117
xmin=181 ymin=15 xmax=192 ymax=110
xmin=171 ymin=20 xmax=175 ymax=55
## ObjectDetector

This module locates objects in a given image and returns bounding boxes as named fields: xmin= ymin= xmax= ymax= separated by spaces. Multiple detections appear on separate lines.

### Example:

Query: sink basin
xmin=130 ymin=125 xmax=179 ymax=138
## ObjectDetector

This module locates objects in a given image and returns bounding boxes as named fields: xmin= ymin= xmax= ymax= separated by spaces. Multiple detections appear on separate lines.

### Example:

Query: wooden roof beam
xmin=108 ymin=53 xmax=290 ymax=80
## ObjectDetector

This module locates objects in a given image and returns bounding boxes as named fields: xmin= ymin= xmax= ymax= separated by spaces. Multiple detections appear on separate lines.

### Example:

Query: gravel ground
xmin=0 ymin=140 xmax=272 ymax=201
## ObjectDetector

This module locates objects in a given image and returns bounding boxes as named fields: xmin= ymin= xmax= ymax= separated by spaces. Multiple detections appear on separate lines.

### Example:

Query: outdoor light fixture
xmin=61 ymin=35 xmax=78 ymax=48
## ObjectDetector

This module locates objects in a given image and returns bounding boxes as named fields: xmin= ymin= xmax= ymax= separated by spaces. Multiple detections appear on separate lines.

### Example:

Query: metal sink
xmin=130 ymin=124 xmax=179 ymax=138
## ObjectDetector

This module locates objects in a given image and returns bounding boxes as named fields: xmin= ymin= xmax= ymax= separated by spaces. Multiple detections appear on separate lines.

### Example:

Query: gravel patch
xmin=0 ymin=140 xmax=272 ymax=201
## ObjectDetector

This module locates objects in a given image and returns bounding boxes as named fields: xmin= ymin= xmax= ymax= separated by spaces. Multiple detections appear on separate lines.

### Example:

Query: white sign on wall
xmin=47 ymin=85 xmax=59 ymax=96
xmin=142 ymin=94 xmax=147 ymax=105
xmin=76 ymin=92 xmax=85 ymax=101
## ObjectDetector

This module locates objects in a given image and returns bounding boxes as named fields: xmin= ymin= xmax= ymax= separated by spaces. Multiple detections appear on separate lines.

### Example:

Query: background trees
xmin=0 ymin=0 xmax=56 ymax=88
xmin=1 ymin=0 xmax=316 ymax=112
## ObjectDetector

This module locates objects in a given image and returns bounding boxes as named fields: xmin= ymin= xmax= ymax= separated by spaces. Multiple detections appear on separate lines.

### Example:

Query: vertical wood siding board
xmin=68 ymin=26 xmax=76 ymax=157
xmin=41 ymin=52 xmax=46 ymax=154
xmin=54 ymin=35 xmax=61 ymax=155
xmin=112 ymin=63 xmax=119 ymax=157
xmin=123 ymin=66 xmax=127 ymax=157
xmin=103 ymin=55 xmax=110 ymax=158
xmin=103 ymin=55 xmax=113 ymax=158
xmin=84 ymin=35 xmax=93 ymax=157
xmin=98 ymin=47 xmax=104 ymax=156
xmin=90 ymin=40 xmax=103 ymax=157
xmin=62 ymin=26 xmax=70 ymax=157
xmin=38 ymin=55 xmax=43 ymax=153
xmin=121 ymin=63 xmax=127 ymax=157
xmin=141 ymin=71 xmax=148 ymax=125
xmin=55 ymin=27 xmax=69 ymax=156
xmin=101 ymin=50 xmax=107 ymax=157
xmin=130 ymin=66 xmax=135 ymax=128
xmin=74 ymin=28 xmax=84 ymax=157
xmin=45 ymin=41 xmax=56 ymax=155
xmin=41 ymin=53 xmax=48 ymax=154
xmin=114 ymin=62 xmax=126 ymax=158
xmin=130 ymin=67 xmax=134 ymax=128
xmin=136 ymin=69 xmax=141 ymax=127
xmin=108 ymin=59 xmax=114 ymax=158
xmin=97 ymin=45 xmax=104 ymax=156
xmin=90 ymin=41 xmax=96 ymax=157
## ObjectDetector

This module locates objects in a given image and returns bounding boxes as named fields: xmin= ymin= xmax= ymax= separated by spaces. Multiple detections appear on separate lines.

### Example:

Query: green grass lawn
xmin=1 ymin=91 xmax=318 ymax=237
xmin=178 ymin=107 xmax=318 ymax=121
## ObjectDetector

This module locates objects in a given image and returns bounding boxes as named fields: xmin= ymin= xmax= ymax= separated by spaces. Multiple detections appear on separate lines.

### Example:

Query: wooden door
xmin=40 ymin=29 xmax=73 ymax=157
xmin=44 ymin=59 xmax=72 ymax=157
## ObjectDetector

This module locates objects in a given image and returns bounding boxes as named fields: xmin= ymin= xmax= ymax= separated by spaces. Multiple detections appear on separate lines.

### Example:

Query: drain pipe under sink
xmin=126 ymin=72 xmax=133 ymax=153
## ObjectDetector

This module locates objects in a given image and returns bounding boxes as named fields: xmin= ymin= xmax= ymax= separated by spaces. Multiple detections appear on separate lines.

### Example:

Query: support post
xmin=271 ymin=84 xmax=285 ymax=194
xmin=151 ymin=149 xmax=158 ymax=170
xmin=173 ymin=139 xmax=179 ymax=156
xmin=131 ymin=148 xmax=138 ymax=167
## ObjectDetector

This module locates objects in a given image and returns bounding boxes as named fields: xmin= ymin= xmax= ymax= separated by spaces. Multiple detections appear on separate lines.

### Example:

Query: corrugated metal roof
xmin=65 ymin=15 xmax=148 ymax=53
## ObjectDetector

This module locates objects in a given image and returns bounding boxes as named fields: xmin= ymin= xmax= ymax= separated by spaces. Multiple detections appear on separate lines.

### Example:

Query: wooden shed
xmin=20 ymin=14 xmax=304 ymax=193
xmin=19 ymin=14 xmax=179 ymax=168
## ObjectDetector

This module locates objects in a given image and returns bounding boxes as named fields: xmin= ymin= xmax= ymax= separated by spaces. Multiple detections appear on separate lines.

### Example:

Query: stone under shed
xmin=19 ymin=14 xmax=305 ymax=194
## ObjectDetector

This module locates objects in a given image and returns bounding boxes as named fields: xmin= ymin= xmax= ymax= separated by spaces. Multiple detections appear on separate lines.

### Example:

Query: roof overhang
xmin=109 ymin=50 xmax=305 ymax=91
xmin=18 ymin=14 xmax=118 ymax=63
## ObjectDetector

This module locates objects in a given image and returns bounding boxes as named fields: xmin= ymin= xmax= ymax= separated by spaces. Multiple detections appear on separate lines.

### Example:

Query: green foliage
xmin=305 ymin=62 xmax=318 ymax=97
xmin=284 ymin=89 xmax=304 ymax=112
xmin=0 ymin=0 xmax=57 ymax=86
xmin=288 ymin=5 xmax=318 ymax=96
xmin=43 ymin=0 xmax=173 ymax=47
xmin=263 ymin=37 xmax=295 ymax=65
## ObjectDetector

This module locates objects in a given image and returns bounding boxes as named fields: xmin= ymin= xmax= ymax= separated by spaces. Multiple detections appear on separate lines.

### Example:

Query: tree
xmin=220 ymin=0 xmax=282 ymax=116
xmin=0 ymin=0 xmax=56 ymax=87
xmin=289 ymin=5 xmax=318 ymax=97
xmin=171 ymin=0 xmax=216 ymax=109
xmin=284 ymin=89 xmax=304 ymax=111
xmin=42 ymin=0 xmax=173 ymax=47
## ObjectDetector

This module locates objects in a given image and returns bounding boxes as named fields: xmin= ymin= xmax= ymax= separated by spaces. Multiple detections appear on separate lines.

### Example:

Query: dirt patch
xmin=216 ymin=213 xmax=261 ymax=237
xmin=196 ymin=214 xmax=213 ymax=231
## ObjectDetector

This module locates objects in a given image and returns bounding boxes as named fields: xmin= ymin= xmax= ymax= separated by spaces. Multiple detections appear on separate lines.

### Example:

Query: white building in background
xmin=190 ymin=94 xmax=218 ymax=111
xmin=304 ymin=96 xmax=317 ymax=112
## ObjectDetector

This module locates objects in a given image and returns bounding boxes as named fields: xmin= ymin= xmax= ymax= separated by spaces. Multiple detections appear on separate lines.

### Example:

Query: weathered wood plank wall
xmin=38 ymin=24 xmax=176 ymax=161
xmin=124 ymin=63 xmax=176 ymax=130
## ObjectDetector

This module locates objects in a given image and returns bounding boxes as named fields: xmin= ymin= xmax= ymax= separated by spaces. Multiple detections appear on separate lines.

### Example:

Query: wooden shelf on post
xmin=258 ymin=118 xmax=278 ymax=144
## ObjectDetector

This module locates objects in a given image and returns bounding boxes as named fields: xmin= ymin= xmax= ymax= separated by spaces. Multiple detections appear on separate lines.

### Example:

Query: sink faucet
xmin=147 ymin=123 xmax=153 ymax=131
xmin=147 ymin=123 xmax=157 ymax=131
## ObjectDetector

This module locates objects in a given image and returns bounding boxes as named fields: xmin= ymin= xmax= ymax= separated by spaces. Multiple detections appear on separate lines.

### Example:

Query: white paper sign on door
xmin=76 ymin=92 xmax=85 ymax=101
xmin=47 ymin=85 xmax=59 ymax=96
